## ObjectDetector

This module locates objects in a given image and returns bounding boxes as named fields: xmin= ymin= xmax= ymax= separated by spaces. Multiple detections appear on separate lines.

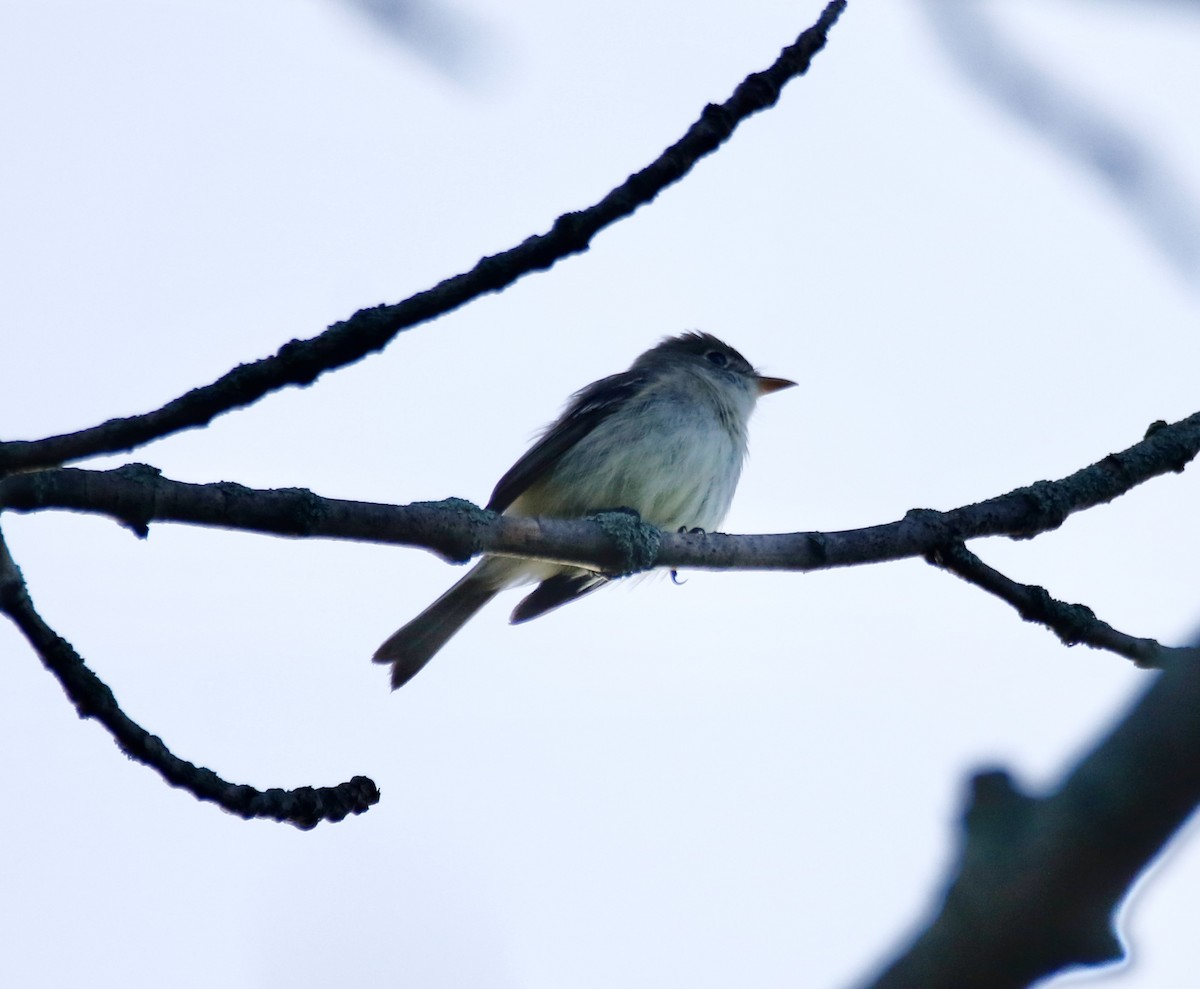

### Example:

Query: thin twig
xmin=926 ymin=541 xmax=1196 ymax=669
xmin=0 ymin=1 xmax=848 ymax=475
xmin=0 ymin=523 xmax=380 ymax=828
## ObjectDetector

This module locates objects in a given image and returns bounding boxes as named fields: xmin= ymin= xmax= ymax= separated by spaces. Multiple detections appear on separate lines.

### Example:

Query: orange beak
xmin=755 ymin=375 xmax=798 ymax=396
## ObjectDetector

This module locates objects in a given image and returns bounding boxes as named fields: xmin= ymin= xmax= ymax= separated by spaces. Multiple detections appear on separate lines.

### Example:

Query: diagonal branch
xmin=1 ymin=412 xmax=1196 ymax=579
xmin=926 ymin=541 xmax=1198 ymax=669
xmin=0 ymin=523 xmax=380 ymax=828
xmin=859 ymin=645 xmax=1200 ymax=988
xmin=0 ymin=0 xmax=848 ymax=475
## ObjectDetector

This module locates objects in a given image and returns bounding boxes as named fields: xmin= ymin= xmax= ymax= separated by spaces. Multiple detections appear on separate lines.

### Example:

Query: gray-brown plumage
xmin=373 ymin=332 xmax=794 ymax=689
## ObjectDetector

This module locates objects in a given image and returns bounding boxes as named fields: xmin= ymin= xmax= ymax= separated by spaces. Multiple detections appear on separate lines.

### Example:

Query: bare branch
xmin=926 ymin=541 xmax=1197 ymax=669
xmin=0 ymin=0 xmax=847 ymax=476
xmin=2 ymin=412 xmax=1196 ymax=579
xmin=0 ymin=523 xmax=380 ymax=828
xmin=859 ymin=650 xmax=1200 ymax=988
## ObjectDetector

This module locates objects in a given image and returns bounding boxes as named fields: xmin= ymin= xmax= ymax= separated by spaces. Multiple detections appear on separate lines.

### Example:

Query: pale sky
xmin=3 ymin=2 xmax=1200 ymax=987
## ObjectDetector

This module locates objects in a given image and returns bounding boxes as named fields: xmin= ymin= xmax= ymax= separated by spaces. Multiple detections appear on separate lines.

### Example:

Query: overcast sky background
xmin=3 ymin=1 xmax=1200 ymax=986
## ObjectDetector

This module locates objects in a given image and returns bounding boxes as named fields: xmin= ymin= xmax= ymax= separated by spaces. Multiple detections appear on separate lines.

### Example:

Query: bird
xmin=373 ymin=331 xmax=795 ymax=688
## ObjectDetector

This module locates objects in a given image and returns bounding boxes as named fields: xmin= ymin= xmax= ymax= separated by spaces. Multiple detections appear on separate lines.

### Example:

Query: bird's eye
xmin=705 ymin=350 xmax=729 ymax=368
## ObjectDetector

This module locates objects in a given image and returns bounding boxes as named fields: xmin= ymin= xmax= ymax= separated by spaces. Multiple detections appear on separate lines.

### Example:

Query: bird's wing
xmin=509 ymin=572 xmax=609 ymax=624
xmin=486 ymin=367 xmax=648 ymax=513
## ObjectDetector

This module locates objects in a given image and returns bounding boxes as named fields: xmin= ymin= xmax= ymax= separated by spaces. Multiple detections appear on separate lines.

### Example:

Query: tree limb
xmin=2 ymin=412 xmax=1196 ymax=581
xmin=0 ymin=0 xmax=847 ymax=475
xmin=0 ymin=523 xmax=380 ymax=828
xmin=858 ymin=646 xmax=1200 ymax=988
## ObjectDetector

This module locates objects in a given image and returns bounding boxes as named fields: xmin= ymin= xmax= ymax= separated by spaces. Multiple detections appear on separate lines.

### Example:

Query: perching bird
xmin=373 ymin=331 xmax=795 ymax=688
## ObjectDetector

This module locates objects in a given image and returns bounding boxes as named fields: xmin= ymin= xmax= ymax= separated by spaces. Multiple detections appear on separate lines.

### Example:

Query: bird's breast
xmin=515 ymin=394 xmax=748 ymax=532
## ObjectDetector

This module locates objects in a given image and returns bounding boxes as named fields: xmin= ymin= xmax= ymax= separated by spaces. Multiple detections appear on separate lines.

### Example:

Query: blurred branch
xmin=926 ymin=541 xmax=1197 ymax=669
xmin=859 ymin=647 xmax=1200 ymax=988
xmin=335 ymin=0 xmax=497 ymax=83
xmin=2 ymin=411 xmax=1196 ymax=586
xmin=921 ymin=0 xmax=1200 ymax=289
xmin=0 ymin=522 xmax=380 ymax=829
xmin=0 ymin=0 xmax=846 ymax=476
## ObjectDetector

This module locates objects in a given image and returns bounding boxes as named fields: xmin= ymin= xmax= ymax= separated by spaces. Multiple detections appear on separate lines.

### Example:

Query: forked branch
xmin=2 ymin=412 xmax=1196 ymax=595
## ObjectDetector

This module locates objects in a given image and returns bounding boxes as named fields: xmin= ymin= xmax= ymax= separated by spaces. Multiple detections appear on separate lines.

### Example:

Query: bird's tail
xmin=373 ymin=565 xmax=500 ymax=689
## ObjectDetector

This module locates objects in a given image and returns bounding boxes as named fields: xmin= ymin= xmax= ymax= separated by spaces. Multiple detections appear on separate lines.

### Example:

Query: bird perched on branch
xmin=374 ymin=331 xmax=795 ymax=688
